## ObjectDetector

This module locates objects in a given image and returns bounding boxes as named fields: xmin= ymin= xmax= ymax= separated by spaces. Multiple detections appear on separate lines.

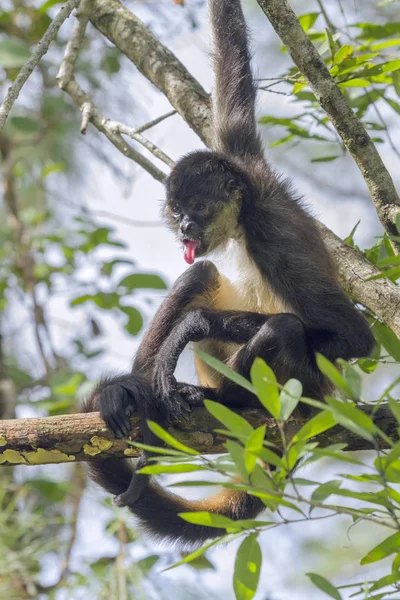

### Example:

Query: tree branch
xmin=0 ymin=0 xmax=80 ymax=130
xmin=319 ymin=223 xmax=400 ymax=337
xmin=0 ymin=406 xmax=395 ymax=466
xmin=57 ymin=0 xmax=167 ymax=182
xmin=90 ymin=0 xmax=213 ymax=147
xmin=256 ymin=0 xmax=400 ymax=244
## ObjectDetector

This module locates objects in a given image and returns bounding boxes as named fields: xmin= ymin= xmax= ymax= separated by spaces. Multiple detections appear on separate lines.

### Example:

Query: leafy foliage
xmin=145 ymin=352 xmax=400 ymax=600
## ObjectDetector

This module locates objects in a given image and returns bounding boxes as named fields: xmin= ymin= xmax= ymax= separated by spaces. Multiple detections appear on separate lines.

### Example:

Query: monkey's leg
xmin=223 ymin=313 xmax=327 ymax=403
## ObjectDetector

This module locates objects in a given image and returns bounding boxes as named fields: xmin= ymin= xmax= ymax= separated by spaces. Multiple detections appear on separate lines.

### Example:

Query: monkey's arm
xmin=210 ymin=0 xmax=263 ymax=157
xmin=153 ymin=308 xmax=268 ymax=401
xmin=134 ymin=261 xmax=219 ymax=377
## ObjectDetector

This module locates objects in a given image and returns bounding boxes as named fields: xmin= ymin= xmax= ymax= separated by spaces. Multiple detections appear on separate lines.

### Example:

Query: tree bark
xmin=0 ymin=406 xmax=395 ymax=466
xmin=90 ymin=0 xmax=213 ymax=147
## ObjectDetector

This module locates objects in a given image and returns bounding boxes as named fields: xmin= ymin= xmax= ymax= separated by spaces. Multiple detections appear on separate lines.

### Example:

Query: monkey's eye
xmin=195 ymin=203 xmax=206 ymax=213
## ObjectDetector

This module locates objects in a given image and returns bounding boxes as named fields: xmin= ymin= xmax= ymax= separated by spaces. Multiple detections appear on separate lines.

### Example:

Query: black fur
xmin=81 ymin=0 xmax=375 ymax=547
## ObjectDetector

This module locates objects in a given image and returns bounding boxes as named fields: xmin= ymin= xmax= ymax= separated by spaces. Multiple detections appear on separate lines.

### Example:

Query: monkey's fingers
xmin=100 ymin=384 xmax=134 ymax=438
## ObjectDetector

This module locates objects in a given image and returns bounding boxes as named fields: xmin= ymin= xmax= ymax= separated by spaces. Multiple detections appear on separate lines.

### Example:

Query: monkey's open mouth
xmin=183 ymin=240 xmax=200 ymax=265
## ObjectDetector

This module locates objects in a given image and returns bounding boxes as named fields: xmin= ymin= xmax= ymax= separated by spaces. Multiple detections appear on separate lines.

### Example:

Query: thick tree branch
xmin=257 ymin=0 xmax=400 ymax=244
xmin=319 ymin=223 xmax=400 ymax=337
xmin=0 ymin=406 xmax=395 ymax=466
xmin=0 ymin=0 xmax=80 ymax=130
xmin=90 ymin=0 xmax=213 ymax=147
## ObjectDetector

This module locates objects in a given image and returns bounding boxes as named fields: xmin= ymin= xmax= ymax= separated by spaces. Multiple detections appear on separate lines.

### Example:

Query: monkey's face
xmin=164 ymin=152 xmax=243 ymax=264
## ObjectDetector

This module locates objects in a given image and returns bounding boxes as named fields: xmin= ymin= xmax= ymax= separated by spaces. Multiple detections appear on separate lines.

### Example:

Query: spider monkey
xmin=82 ymin=0 xmax=375 ymax=546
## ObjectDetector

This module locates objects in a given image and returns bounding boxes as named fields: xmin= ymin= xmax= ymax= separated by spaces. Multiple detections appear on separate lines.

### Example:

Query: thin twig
xmin=57 ymin=0 xmax=167 ymax=182
xmin=134 ymin=109 xmax=177 ymax=134
xmin=0 ymin=0 xmax=79 ymax=130
xmin=104 ymin=118 xmax=174 ymax=167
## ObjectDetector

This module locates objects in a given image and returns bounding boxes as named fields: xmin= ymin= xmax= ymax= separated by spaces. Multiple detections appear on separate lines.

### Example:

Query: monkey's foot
xmin=152 ymin=364 xmax=192 ymax=421
xmin=176 ymin=383 xmax=207 ymax=406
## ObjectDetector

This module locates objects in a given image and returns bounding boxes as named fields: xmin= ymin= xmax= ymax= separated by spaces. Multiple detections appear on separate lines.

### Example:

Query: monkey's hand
xmin=99 ymin=377 xmax=137 ymax=439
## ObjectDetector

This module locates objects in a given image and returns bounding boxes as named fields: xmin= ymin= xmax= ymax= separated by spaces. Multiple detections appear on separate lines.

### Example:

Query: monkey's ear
xmin=226 ymin=178 xmax=236 ymax=193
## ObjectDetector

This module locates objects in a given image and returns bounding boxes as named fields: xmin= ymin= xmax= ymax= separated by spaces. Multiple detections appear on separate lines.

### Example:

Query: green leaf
xmin=293 ymin=411 xmax=337 ymax=442
xmin=361 ymin=532 xmax=400 ymax=565
xmin=309 ymin=448 xmax=363 ymax=465
xmin=280 ymin=379 xmax=302 ymax=421
xmin=310 ymin=155 xmax=340 ymax=163
xmin=311 ymin=480 xmax=342 ymax=504
xmin=204 ymin=400 xmax=254 ymax=437
xmin=8 ymin=116 xmax=41 ymax=133
xmin=146 ymin=421 xmax=197 ymax=455
xmin=344 ymin=220 xmax=361 ymax=246
xmin=130 ymin=441 xmax=190 ymax=456
xmin=356 ymin=22 xmax=400 ymax=41
xmin=369 ymin=265 xmax=400 ymax=281
xmin=0 ymin=39 xmax=30 ymax=68
xmin=369 ymin=572 xmax=400 ymax=593
xmin=316 ymin=354 xmax=354 ymax=398
xmin=244 ymin=426 xmax=266 ymax=474
xmin=186 ymin=555 xmax=215 ymax=570
xmin=165 ymin=533 xmax=244 ymax=570
xmin=342 ymin=363 xmax=362 ymax=399
xmin=118 ymin=273 xmax=167 ymax=290
xmin=120 ymin=306 xmax=143 ymax=335
xmin=377 ymin=256 xmax=400 ymax=268
xmin=372 ymin=321 xmax=400 ymax=361
xmin=135 ymin=554 xmax=159 ymax=574
xmin=101 ymin=258 xmax=134 ymax=276
xmin=41 ymin=162 xmax=67 ymax=177
xmin=333 ymin=45 xmax=354 ymax=66
xmin=339 ymin=79 xmax=371 ymax=88
xmin=233 ymin=534 xmax=262 ymax=600
xmin=392 ymin=552 xmax=400 ymax=573
xmin=397 ymin=212 xmax=400 ymax=234
xmin=138 ymin=463 xmax=206 ymax=475
xmin=70 ymin=294 xmax=92 ymax=307
xmin=52 ymin=372 xmax=84 ymax=396
xmin=226 ymin=440 xmax=249 ymax=481
xmin=325 ymin=397 xmax=375 ymax=442
xmin=178 ymin=512 xmax=235 ymax=529
xmin=250 ymin=358 xmax=280 ymax=419
xmin=389 ymin=398 xmax=400 ymax=425
xmin=39 ymin=0 xmax=65 ymax=12
xmin=306 ymin=573 xmax=342 ymax=600
xmin=299 ymin=12 xmax=319 ymax=32
xmin=194 ymin=349 xmax=256 ymax=394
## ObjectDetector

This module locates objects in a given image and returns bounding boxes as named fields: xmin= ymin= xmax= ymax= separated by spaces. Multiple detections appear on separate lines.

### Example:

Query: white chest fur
xmin=194 ymin=237 xmax=292 ymax=387
xmin=210 ymin=237 xmax=291 ymax=315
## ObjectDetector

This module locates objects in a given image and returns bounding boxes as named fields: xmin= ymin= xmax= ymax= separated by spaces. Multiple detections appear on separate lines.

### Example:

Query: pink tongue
xmin=183 ymin=241 xmax=200 ymax=265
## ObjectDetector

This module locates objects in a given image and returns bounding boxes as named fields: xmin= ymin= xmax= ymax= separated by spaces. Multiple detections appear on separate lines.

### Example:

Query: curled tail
xmin=82 ymin=379 xmax=264 ymax=547
xmin=125 ymin=481 xmax=264 ymax=546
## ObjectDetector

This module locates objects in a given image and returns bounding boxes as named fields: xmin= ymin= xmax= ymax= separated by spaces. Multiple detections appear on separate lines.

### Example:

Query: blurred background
xmin=1 ymin=0 xmax=400 ymax=597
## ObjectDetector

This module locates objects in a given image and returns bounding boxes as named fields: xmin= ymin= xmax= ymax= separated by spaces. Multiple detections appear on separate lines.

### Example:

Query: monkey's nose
xmin=181 ymin=221 xmax=196 ymax=234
